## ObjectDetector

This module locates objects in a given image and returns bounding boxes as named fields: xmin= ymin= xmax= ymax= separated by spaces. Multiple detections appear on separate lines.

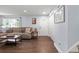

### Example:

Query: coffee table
xmin=0 ymin=36 xmax=7 ymax=47
xmin=0 ymin=36 xmax=7 ymax=42
xmin=7 ymin=35 xmax=21 ymax=45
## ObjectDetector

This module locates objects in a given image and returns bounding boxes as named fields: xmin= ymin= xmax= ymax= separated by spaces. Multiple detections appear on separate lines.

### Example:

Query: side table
xmin=32 ymin=31 xmax=38 ymax=39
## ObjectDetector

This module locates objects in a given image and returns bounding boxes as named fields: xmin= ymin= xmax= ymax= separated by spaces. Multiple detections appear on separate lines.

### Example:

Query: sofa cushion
xmin=25 ymin=27 xmax=32 ymax=33
xmin=6 ymin=28 xmax=13 ymax=33
xmin=12 ymin=27 xmax=21 ymax=33
xmin=21 ymin=27 xmax=25 ymax=33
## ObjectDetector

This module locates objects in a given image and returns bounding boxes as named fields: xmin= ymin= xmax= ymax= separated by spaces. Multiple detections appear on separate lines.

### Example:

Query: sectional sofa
xmin=0 ymin=27 xmax=38 ymax=39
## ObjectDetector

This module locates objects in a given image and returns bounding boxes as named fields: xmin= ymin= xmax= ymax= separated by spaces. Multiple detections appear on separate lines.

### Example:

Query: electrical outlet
xmin=59 ymin=43 xmax=61 ymax=45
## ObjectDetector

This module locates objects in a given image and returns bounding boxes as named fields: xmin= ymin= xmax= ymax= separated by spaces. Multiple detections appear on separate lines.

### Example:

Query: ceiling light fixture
xmin=42 ymin=12 xmax=46 ymax=14
xmin=24 ymin=10 xmax=27 ymax=13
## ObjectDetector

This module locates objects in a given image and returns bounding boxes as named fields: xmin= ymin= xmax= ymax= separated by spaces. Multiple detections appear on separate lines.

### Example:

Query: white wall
xmin=36 ymin=16 xmax=49 ymax=36
xmin=21 ymin=16 xmax=32 ymax=27
xmin=67 ymin=5 xmax=79 ymax=49
xmin=49 ymin=5 xmax=79 ymax=52
xmin=21 ymin=16 xmax=49 ymax=36
xmin=48 ymin=6 xmax=69 ymax=52
xmin=0 ymin=15 xmax=49 ymax=36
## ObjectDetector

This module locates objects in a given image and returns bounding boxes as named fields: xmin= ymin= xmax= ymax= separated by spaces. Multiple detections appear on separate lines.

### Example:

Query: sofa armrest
xmin=31 ymin=31 xmax=38 ymax=39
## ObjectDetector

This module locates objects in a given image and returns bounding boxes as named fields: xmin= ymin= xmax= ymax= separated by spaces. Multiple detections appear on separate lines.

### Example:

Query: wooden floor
xmin=0 ymin=36 xmax=58 ymax=53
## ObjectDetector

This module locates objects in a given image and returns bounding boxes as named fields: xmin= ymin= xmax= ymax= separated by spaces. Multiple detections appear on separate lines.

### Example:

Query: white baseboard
xmin=54 ymin=41 xmax=79 ymax=53
xmin=54 ymin=43 xmax=64 ymax=53
xmin=66 ymin=41 xmax=79 ymax=52
xmin=50 ymin=35 xmax=79 ymax=53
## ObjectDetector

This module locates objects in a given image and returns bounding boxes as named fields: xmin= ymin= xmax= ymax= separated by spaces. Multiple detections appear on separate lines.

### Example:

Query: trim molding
xmin=50 ymin=35 xmax=79 ymax=52
xmin=66 ymin=41 xmax=79 ymax=52
xmin=54 ymin=41 xmax=79 ymax=53
xmin=54 ymin=42 xmax=63 ymax=53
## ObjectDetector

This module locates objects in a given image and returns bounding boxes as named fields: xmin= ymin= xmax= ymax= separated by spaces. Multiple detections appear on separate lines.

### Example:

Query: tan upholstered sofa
xmin=0 ymin=27 xmax=38 ymax=39
xmin=6 ymin=27 xmax=33 ymax=39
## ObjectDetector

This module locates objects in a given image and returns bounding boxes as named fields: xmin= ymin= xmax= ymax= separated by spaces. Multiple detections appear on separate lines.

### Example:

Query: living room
xmin=1 ymin=5 xmax=79 ymax=53
xmin=0 ymin=5 xmax=58 ymax=53
xmin=0 ymin=0 xmax=79 ymax=59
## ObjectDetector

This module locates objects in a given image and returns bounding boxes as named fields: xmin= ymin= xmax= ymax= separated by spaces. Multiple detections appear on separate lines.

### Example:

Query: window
xmin=2 ymin=17 xmax=22 ymax=28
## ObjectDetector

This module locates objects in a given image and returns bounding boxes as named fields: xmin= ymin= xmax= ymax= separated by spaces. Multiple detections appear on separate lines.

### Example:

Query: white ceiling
xmin=0 ymin=5 xmax=57 ymax=16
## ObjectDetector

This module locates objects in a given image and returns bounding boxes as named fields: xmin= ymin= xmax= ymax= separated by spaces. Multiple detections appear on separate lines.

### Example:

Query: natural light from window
xmin=1 ymin=17 xmax=21 ymax=28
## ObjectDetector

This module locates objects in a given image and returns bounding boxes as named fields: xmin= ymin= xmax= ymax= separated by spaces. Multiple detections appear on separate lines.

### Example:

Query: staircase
xmin=69 ymin=45 xmax=79 ymax=53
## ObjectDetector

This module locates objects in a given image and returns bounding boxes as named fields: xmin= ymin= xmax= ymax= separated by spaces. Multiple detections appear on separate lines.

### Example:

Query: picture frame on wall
xmin=54 ymin=5 xmax=65 ymax=24
xmin=32 ymin=18 xmax=36 ymax=24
